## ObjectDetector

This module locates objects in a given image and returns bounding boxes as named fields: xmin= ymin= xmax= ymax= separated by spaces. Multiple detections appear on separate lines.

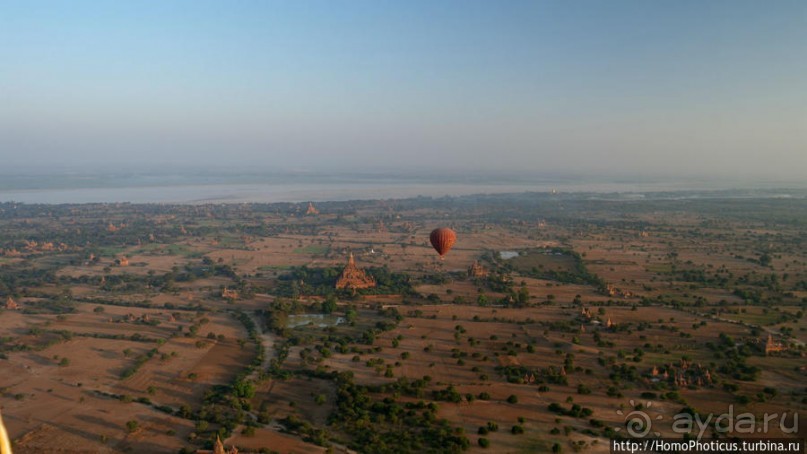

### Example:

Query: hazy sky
xmin=2 ymin=1 xmax=806 ymax=180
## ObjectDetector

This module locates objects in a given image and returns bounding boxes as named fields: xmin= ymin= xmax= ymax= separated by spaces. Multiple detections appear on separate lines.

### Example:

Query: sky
xmin=1 ymin=0 xmax=806 ymax=181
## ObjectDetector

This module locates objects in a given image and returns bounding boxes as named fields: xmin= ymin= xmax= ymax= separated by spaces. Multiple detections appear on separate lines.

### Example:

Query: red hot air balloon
xmin=430 ymin=228 xmax=456 ymax=258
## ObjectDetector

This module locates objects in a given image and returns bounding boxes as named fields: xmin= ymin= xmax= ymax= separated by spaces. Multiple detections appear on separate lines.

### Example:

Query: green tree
xmin=233 ymin=380 xmax=256 ymax=399
xmin=125 ymin=420 xmax=139 ymax=433
xmin=345 ymin=308 xmax=358 ymax=323
xmin=517 ymin=284 xmax=530 ymax=307
xmin=477 ymin=293 xmax=489 ymax=306
xmin=322 ymin=295 xmax=338 ymax=314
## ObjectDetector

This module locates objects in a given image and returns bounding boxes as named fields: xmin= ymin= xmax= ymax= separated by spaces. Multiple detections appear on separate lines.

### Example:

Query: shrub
xmin=125 ymin=420 xmax=139 ymax=433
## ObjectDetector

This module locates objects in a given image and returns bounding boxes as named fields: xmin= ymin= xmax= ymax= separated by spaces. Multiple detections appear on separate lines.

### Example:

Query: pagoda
xmin=214 ymin=435 xmax=238 ymax=454
xmin=467 ymin=260 xmax=488 ymax=278
xmin=195 ymin=435 xmax=239 ymax=454
xmin=765 ymin=334 xmax=786 ymax=355
xmin=221 ymin=287 xmax=239 ymax=300
xmin=5 ymin=296 xmax=19 ymax=310
xmin=335 ymin=253 xmax=376 ymax=291
xmin=305 ymin=202 xmax=319 ymax=215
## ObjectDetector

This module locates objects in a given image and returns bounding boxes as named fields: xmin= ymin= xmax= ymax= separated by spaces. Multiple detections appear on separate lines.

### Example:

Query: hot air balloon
xmin=430 ymin=228 xmax=456 ymax=258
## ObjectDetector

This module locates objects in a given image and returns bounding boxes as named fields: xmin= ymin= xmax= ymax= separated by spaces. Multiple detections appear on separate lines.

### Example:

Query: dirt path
xmin=231 ymin=312 xmax=357 ymax=453
xmin=245 ymin=311 xmax=277 ymax=382
xmin=695 ymin=308 xmax=806 ymax=348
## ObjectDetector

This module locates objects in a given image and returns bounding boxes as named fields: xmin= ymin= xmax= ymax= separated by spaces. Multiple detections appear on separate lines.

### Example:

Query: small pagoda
xmin=5 ymin=296 xmax=19 ymax=310
xmin=195 ymin=435 xmax=239 ymax=454
xmin=467 ymin=260 xmax=488 ymax=278
xmin=765 ymin=334 xmax=786 ymax=355
xmin=305 ymin=202 xmax=319 ymax=215
xmin=221 ymin=287 xmax=239 ymax=300
xmin=335 ymin=253 xmax=376 ymax=291
xmin=214 ymin=435 xmax=238 ymax=454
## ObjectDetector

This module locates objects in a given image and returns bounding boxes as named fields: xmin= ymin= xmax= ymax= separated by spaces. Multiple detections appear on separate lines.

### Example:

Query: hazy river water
xmin=0 ymin=180 xmax=746 ymax=204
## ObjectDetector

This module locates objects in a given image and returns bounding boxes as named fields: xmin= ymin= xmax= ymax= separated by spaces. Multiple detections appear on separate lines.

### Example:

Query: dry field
xmin=1 ymin=195 xmax=805 ymax=452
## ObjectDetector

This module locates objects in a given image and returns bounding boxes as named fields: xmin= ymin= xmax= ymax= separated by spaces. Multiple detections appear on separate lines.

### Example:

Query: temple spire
xmin=214 ymin=435 xmax=226 ymax=454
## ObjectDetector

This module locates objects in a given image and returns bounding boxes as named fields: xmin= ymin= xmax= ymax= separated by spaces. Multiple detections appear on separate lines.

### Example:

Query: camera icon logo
xmin=615 ymin=400 xmax=663 ymax=438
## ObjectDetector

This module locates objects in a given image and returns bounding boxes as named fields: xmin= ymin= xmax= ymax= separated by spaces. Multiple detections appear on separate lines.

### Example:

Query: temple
xmin=647 ymin=359 xmax=713 ymax=388
xmin=604 ymin=284 xmax=633 ymax=298
xmin=214 ymin=435 xmax=238 ymax=454
xmin=765 ymin=334 xmax=786 ymax=355
xmin=335 ymin=253 xmax=376 ymax=290
xmin=5 ymin=296 xmax=19 ymax=310
xmin=221 ymin=287 xmax=239 ymax=300
xmin=196 ymin=435 xmax=239 ymax=454
xmin=467 ymin=260 xmax=488 ymax=278
xmin=107 ymin=222 xmax=126 ymax=232
xmin=305 ymin=202 xmax=319 ymax=215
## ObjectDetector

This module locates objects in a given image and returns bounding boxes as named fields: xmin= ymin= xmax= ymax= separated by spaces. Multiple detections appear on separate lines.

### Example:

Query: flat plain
xmin=0 ymin=190 xmax=805 ymax=453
